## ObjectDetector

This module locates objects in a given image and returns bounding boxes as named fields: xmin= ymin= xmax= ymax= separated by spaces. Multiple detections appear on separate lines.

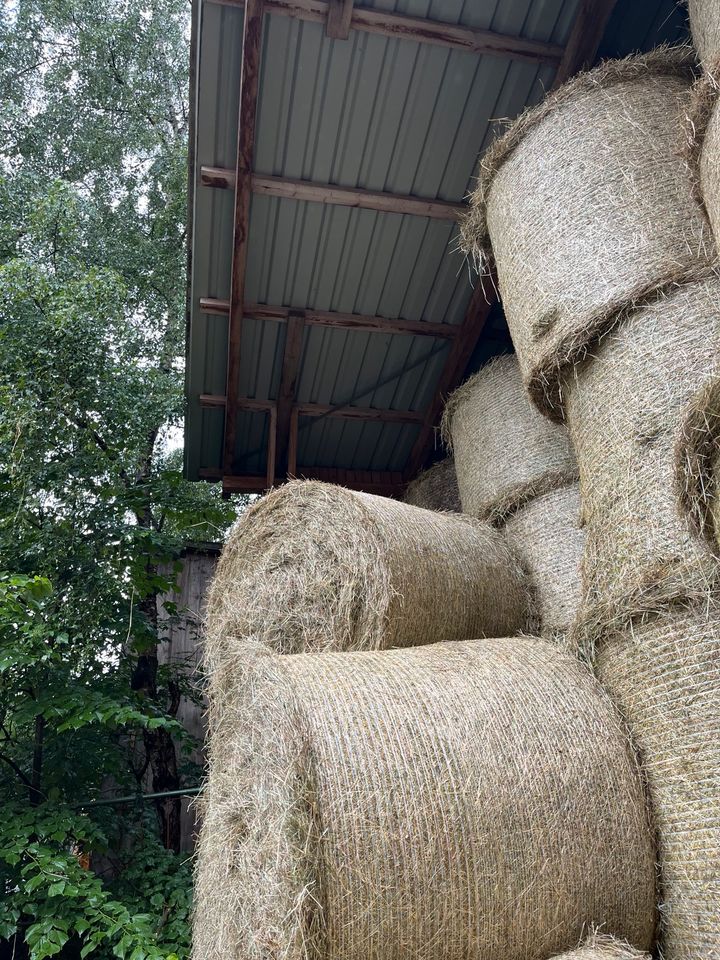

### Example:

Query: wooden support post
xmin=275 ymin=312 xmax=306 ymax=475
xmin=326 ymin=0 xmax=353 ymax=38
xmin=266 ymin=405 xmax=277 ymax=488
xmin=552 ymin=0 xmax=618 ymax=89
xmin=222 ymin=0 xmax=264 ymax=475
xmin=287 ymin=407 xmax=299 ymax=477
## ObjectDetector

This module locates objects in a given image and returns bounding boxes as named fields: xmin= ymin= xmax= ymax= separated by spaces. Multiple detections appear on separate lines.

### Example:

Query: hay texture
xmin=685 ymin=59 xmax=720 ymax=245
xmin=587 ymin=604 xmax=720 ymax=958
xmin=461 ymin=48 xmax=714 ymax=420
xmin=504 ymin=484 xmax=584 ymax=642
xmin=676 ymin=373 xmax=720 ymax=552
xmin=442 ymin=355 xmax=577 ymax=521
xmin=549 ymin=933 xmax=650 ymax=960
xmin=563 ymin=277 xmax=720 ymax=619
xmin=205 ymin=481 xmax=530 ymax=668
xmin=688 ymin=0 xmax=720 ymax=65
xmin=193 ymin=636 xmax=656 ymax=960
xmin=403 ymin=456 xmax=461 ymax=512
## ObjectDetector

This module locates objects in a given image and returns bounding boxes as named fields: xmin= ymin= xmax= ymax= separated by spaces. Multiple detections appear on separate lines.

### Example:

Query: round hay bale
xmin=676 ymin=373 xmax=720 ymax=552
xmin=205 ymin=481 xmax=530 ymax=667
xmin=585 ymin=604 xmax=720 ymax=958
xmin=549 ymin=933 xmax=650 ymax=959
xmin=193 ymin=636 xmax=657 ymax=960
xmin=685 ymin=59 xmax=720 ymax=245
xmin=403 ymin=456 xmax=461 ymax=512
xmin=563 ymin=277 xmax=720 ymax=619
xmin=689 ymin=0 xmax=720 ymax=65
xmin=442 ymin=355 xmax=577 ymax=521
xmin=460 ymin=47 xmax=714 ymax=421
xmin=504 ymin=484 xmax=584 ymax=642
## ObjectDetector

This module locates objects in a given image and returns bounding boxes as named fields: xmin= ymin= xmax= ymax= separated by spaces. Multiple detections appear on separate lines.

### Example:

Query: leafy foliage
xmin=0 ymin=1 xmax=242 ymax=956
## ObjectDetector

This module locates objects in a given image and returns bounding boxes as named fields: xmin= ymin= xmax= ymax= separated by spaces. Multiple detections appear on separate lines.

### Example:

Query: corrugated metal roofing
xmin=185 ymin=0 xmax=690 ymax=486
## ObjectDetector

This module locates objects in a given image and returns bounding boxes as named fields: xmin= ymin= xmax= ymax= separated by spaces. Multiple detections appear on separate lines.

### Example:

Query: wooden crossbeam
xmin=199 ymin=298 xmax=458 ymax=339
xmin=552 ymin=0 xmax=618 ymax=88
xmin=326 ymin=0 xmax=353 ymax=39
xmin=213 ymin=467 xmax=404 ymax=496
xmin=200 ymin=394 xmax=424 ymax=423
xmin=403 ymin=280 xmax=495 ymax=481
xmin=275 ymin=312 xmax=305 ymax=473
xmin=223 ymin=0 xmax=265 ymax=475
xmin=209 ymin=0 xmax=565 ymax=65
xmin=200 ymin=167 xmax=466 ymax=221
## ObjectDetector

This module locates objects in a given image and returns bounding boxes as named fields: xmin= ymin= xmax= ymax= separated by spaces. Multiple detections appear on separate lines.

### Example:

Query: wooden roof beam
xmin=326 ymin=0 xmax=353 ymax=39
xmin=403 ymin=280 xmax=495 ymax=481
xmin=222 ymin=0 xmax=264 ymax=476
xmin=200 ymin=167 xmax=466 ymax=221
xmin=198 ymin=298 xmax=459 ymax=339
xmin=552 ymin=0 xmax=618 ymax=89
xmin=214 ymin=467 xmax=404 ymax=497
xmin=209 ymin=0 xmax=564 ymax=65
xmin=200 ymin=394 xmax=424 ymax=423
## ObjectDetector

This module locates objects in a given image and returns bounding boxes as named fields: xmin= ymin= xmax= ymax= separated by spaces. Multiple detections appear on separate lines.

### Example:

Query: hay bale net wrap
xmin=562 ymin=276 xmax=720 ymax=618
xmin=442 ymin=355 xmax=577 ymax=520
xmin=503 ymin=484 xmax=584 ymax=641
xmin=549 ymin=933 xmax=650 ymax=960
xmin=688 ymin=0 xmax=720 ymax=65
xmin=461 ymin=47 xmax=714 ymax=421
xmin=193 ymin=636 xmax=656 ymax=960
xmin=675 ymin=372 xmax=720 ymax=551
xmin=403 ymin=456 xmax=461 ymax=512
xmin=583 ymin=603 xmax=720 ymax=958
xmin=684 ymin=57 xmax=720 ymax=244
xmin=204 ymin=481 xmax=531 ymax=668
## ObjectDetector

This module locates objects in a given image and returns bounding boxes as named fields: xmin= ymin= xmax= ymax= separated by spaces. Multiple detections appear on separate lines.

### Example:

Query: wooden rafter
xmin=326 ymin=0 xmax=353 ymax=39
xmin=209 ymin=0 xmax=564 ymax=65
xmin=275 ymin=312 xmax=305 ymax=475
xmin=403 ymin=280 xmax=495 ymax=481
xmin=200 ymin=394 xmax=424 ymax=424
xmin=552 ymin=0 xmax=618 ymax=88
xmin=222 ymin=0 xmax=265 ymax=475
xmin=213 ymin=467 xmax=404 ymax=496
xmin=199 ymin=298 xmax=458 ymax=339
xmin=200 ymin=167 xmax=466 ymax=221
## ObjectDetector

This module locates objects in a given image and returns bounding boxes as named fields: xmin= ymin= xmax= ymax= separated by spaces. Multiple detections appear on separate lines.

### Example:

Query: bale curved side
xmin=442 ymin=355 xmax=576 ymax=519
xmin=204 ymin=481 xmax=530 ymax=668
xmin=461 ymin=48 xmax=714 ymax=421
xmin=590 ymin=606 xmax=720 ymax=958
xmin=503 ymin=484 xmax=584 ymax=642
xmin=195 ymin=637 xmax=656 ymax=960
xmin=548 ymin=932 xmax=650 ymax=959
xmin=563 ymin=277 xmax=720 ymax=617
xmin=684 ymin=57 xmax=720 ymax=243
xmin=675 ymin=373 xmax=720 ymax=551
xmin=689 ymin=0 xmax=720 ymax=65
xmin=403 ymin=456 xmax=461 ymax=512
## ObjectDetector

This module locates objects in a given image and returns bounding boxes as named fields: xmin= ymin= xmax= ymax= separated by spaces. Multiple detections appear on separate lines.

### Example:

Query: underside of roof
xmin=185 ymin=0 xmax=689 ymax=496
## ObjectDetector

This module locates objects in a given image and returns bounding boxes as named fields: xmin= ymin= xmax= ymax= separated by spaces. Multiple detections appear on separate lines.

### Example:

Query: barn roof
xmin=185 ymin=0 xmax=689 ymax=496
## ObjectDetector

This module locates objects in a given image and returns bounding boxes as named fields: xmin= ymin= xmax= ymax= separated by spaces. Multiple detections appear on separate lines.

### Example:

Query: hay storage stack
xmin=687 ymin=2 xmax=720 ymax=244
xmin=403 ymin=456 xmax=461 ymax=512
xmin=549 ymin=933 xmax=650 ymax=959
xmin=205 ymin=480 xmax=530 ymax=669
xmin=564 ymin=278 xmax=720 ymax=618
xmin=443 ymin=355 xmax=583 ymax=640
xmin=193 ymin=636 xmax=656 ymax=960
xmin=461 ymin=47 xmax=714 ymax=421
xmin=677 ymin=374 xmax=720 ymax=553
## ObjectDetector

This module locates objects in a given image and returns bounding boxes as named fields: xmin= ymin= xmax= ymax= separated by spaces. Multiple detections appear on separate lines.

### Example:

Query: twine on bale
xmin=562 ymin=276 xmax=720 ymax=619
xmin=548 ymin=932 xmax=650 ymax=959
xmin=460 ymin=47 xmax=715 ymax=421
xmin=204 ymin=481 xmax=531 ymax=669
xmin=442 ymin=355 xmax=577 ymax=520
xmin=193 ymin=637 xmax=657 ymax=960
xmin=688 ymin=0 xmax=720 ymax=65
xmin=403 ymin=456 xmax=461 ymax=512
xmin=576 ymin=603 xmax=720 ymax=958
xmin=504 ymin=484 xmax=584 ymax=643
xmin=675 ymin=373 xmax=720 ymax=551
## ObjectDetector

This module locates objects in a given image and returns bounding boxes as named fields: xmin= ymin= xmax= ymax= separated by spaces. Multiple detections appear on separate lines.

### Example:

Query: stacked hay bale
xmin=403 ymin=455 xmax=461 ymax=512
xmin=194 ymin=636 xmax=656 ymax=960
xmin=204 ymin=480 xmax=531 ymax=670
xmin=686 ymin=2 xmax=720 ymax=243
xmin=549 ymin=933 xmax=650 ymax=960
xmin=462 ymin=47 xmax=720 ymax=957
xmin=443 ymin=355 xmax=584 ymax=642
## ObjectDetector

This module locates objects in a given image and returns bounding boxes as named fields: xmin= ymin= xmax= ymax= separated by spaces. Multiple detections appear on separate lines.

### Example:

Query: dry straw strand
xmin=442 ymin=355 xmax=577 ymax=519
xmin=548 ymin=932 xmax=650 ymax=959
xmin=461 ymin=46 xmax=715 ymax=421
xmin=403 ymin=456 xmax=461 ymax=512
xmin=587 ymin=604 xmax=720 ymax=958
xmin=194 ymin=636 xmax=657 ymax=960
xmin=204 ymin=480 xmax=530 ymax=669
xmin=675 ymin=372 xmax=720 ymax=551
xmin=563 ymin=276 xmax=720 ymax=618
